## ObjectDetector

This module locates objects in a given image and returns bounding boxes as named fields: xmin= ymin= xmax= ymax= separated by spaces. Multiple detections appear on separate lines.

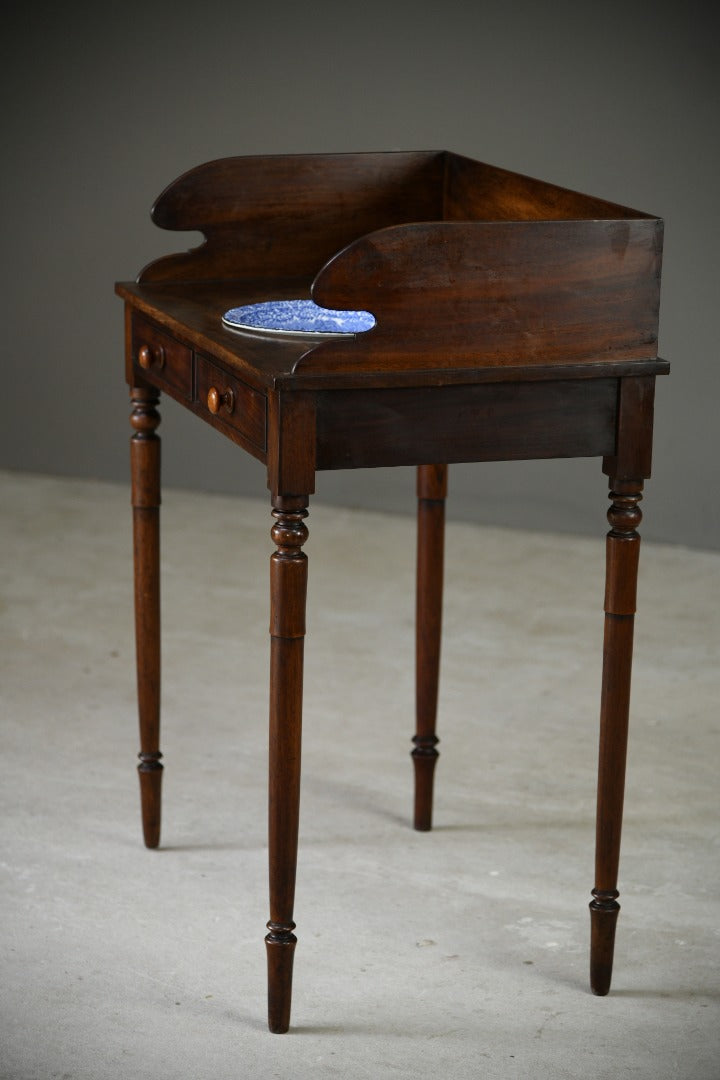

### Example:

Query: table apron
xmin=314 ymin=378 xmax=618 ymax=470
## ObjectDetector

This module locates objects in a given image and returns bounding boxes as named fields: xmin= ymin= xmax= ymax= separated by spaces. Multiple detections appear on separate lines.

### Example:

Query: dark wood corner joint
xmin=117 ymin=151 xmax=668 ymax=1031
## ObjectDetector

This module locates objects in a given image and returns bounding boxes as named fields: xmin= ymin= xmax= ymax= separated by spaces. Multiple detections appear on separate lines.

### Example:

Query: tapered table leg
xmin=130 ymin=386 xmax=163 ymax=849
xmin=265 ymin=495 xmax=309 ymax=1033
xmin=590 ymin=478 xmax=643 ymax=994
xmin=413 ymin=464 xmax=447 ymax=831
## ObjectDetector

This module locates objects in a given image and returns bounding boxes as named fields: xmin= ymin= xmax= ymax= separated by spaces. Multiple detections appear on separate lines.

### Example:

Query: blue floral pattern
xmin=222 ymin=299 xmax=375 ymax=336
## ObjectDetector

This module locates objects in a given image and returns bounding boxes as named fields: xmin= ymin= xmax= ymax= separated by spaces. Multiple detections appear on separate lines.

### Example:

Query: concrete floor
xmin=1 ymin=470 xmax=718 ymax=1080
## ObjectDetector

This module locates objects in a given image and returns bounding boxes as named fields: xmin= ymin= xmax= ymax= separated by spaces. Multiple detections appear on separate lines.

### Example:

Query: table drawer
xmin=195 ymin=353 xmax=267 ymax=451
xmin=132 ymin=315 xmax=193 ymax=399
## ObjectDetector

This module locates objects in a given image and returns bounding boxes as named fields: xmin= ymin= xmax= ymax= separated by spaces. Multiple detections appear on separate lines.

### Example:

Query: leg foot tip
xmin=590 ymin=967 xmax=613 ymax=996
xmin=142 ymin=821 xmax=161 ymax=848
xmin=265 ymin=928 xmax=296 ymax=1035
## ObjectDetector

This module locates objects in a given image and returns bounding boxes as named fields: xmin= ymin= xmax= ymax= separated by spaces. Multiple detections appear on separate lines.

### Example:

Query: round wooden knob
xmin=138 ymin=344 xmax=164 ymax=370
xmin=207 ymin=386 xmax=234 ymax=415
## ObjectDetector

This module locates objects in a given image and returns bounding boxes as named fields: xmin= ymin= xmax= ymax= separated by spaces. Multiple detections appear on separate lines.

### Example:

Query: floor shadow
xmin=610 ymin=987 xmax=720 ymax=1002
xmin=155 ymin=841 xmax=260 ymax=854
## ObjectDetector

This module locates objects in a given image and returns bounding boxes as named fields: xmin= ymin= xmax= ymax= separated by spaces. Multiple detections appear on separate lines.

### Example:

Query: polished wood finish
xmin=195 ymin=352 xmax=267 ymax=451
xmin=314 ymin=379 xmax=618 ymax=469
xmin=414 ymin=464 xmax=447 ymax=831
xmin=117 ymin=151 xmax=668 ymax=1031
xmin=140 ymin=152 xmax=445 ymax=285
xmin=206 ymin=384 xmax=234 ymax=416
xmin=129 ymin=384 xmax=163 ymax=849
xmin=311 ymin=219 xmax=661 ymax=374
xmin=591 ymin=478 xmax=644 ymax=994
xmin=132 ymin=315 xmax=192 ymax=399
xmin=266 ymin=496 xmax=309 ymax=1033
xmin=137 ymin=343 xmax=163 ymax=371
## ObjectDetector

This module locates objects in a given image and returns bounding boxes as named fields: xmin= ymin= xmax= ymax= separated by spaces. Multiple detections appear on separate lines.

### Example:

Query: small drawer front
xmin=132 ymin=316 xmax=193 ymax=399
xmin=195 ymin=353 xmax=267 ymax=451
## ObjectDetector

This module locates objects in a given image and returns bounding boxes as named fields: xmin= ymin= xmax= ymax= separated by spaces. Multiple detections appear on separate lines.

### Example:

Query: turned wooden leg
xmin=590 ymin=478 xmax=643 ymax=994
xmin=130 ymin=386 xmax=163 ymax=849
xmin=412 ymin=464 xmax=447 ymax=831
xmin=265 ymin=495 xmax=309 ymax=1033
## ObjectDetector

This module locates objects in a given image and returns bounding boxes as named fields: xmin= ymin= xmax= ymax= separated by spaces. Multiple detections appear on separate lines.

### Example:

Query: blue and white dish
xmin=222 ymin=299 xmax=375 ymax=337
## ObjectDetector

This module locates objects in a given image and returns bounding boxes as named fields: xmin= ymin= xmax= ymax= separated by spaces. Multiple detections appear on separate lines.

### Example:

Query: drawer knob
xmin=207 ymin=386 xmax=235 ymax=415
xmin=138 ymin=344 xmax=165 ymax=370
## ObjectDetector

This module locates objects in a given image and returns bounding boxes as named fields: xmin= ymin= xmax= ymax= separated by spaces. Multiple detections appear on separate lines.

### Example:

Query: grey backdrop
xmin=3 ymin=2 xmax=718 ymax=548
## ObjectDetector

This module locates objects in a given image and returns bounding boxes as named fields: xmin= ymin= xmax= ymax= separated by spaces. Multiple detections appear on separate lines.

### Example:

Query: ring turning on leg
xmin=590 ymin=478 xmax=643 ymax=995
xmin=130 ymin=386 xmax=163 ymax=849
xmin=413 ymin=465 xmax=447 ymax=831
xmin=266 ymin=496 xmax=309 ymax=1032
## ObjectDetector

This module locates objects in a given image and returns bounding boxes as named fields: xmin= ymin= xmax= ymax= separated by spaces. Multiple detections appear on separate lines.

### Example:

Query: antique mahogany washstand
xmin=116 ymin=150 xmax=667 ymax=1032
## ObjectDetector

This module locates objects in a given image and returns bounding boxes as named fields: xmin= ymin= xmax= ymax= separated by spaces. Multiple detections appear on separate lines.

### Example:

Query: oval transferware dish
xmin=222 ymin=299 xmax=375 ymax=337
